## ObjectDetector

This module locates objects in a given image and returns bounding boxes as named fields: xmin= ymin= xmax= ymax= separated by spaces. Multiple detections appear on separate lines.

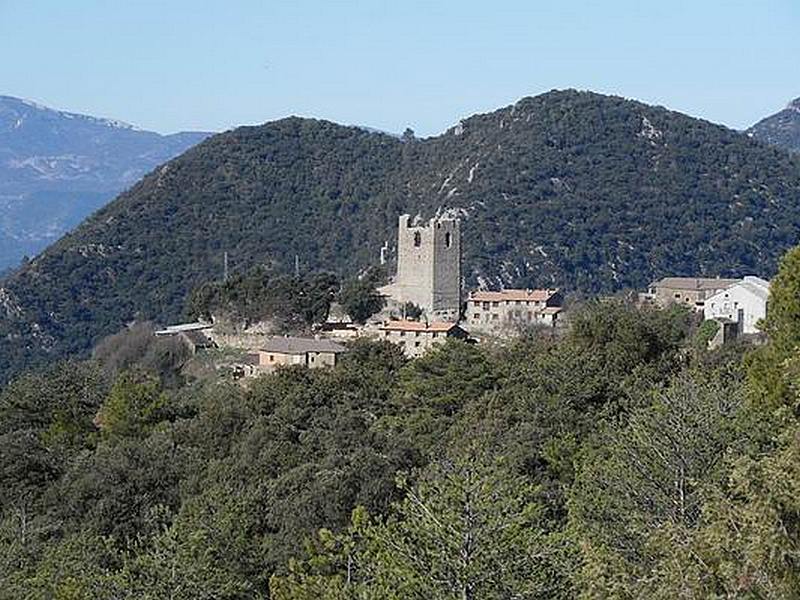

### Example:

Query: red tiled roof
xmin=468 ymin=289 xmax=558 ymax=302
xmin=379 ymin=321 xmax=457 ymax=333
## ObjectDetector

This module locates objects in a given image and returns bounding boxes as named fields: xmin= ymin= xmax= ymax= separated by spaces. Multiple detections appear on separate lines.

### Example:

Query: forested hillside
xmin=2 ymin=89 xmax=800 ymax=382
xmin=747 ymin=97 xmax=800 ymax=153
xmin=3 ymin=243 xmax=800 ymax=597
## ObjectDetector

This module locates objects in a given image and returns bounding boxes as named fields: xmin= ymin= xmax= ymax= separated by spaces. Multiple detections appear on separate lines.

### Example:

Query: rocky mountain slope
xmin=747 ymin=97 xmax=800 ymax=152
xmin=0 ymin=96 xmax=211 ymax=271
xmin=1 ymin=89 xmax=800 ymax=382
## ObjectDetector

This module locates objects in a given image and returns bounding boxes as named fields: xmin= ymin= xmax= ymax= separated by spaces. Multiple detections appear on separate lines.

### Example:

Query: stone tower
xmin=380 ymin=214 xmax=461 ymax=321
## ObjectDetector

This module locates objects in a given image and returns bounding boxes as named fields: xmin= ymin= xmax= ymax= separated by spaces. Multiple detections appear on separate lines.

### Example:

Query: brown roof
xmin=259 ymin=336 xmax=348 ymax=355
xmin=469 ymin=289 xmax=559 ymax=302
xmin=380 ymin=320 xmax=458 ymax=333
xmin=651 ymin=277 xmax=738 ymax=291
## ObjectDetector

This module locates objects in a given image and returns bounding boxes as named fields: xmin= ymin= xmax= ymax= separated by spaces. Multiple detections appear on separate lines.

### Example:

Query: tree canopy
xmin=2 ymin=242 xmax=800 ymax=597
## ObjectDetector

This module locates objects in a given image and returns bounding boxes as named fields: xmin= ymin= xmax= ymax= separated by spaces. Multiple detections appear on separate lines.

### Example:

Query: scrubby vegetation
xmin=2 ymin=245 xmax=800 ymax=597
xmin=186 ymin=269 xmax=340 ymax=331
xmin=747 ymin=97 xmax=800 ymax=153
xmin=2 ymin=89 xmax=800 ymax=383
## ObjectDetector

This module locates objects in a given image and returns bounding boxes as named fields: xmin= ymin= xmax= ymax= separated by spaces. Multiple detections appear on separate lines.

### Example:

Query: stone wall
xmin=380 ymin=214 xmax=461 ymax=320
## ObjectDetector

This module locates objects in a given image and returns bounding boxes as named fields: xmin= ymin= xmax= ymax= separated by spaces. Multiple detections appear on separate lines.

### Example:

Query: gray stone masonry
xmin=379 ymin=214 xmax=461 ymax=321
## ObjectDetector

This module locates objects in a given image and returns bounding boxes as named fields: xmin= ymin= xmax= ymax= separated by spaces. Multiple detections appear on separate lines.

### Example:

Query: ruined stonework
xmin=380 ymin=214 xmax=461 ymax=321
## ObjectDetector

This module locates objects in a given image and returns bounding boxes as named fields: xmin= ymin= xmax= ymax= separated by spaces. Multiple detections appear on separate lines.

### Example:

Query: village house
xmin=643 ymin=277 xmax=738 ymax=311
xmin=703 ymin=276 xmax=770 ymax=335
xmin=465 ymin=289 xmax=563 ymax=333
xmin=318 ymin=321 xmax=363 ymax=340
xmin=246 ymin=336 xmax=348 ymax=372
xmin=379 ymin=320 xmax=469 ymax=357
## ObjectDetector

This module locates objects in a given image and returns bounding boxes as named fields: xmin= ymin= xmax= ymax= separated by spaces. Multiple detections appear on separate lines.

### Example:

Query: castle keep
xmin=380 ymin=214 xmax=461 ymax=321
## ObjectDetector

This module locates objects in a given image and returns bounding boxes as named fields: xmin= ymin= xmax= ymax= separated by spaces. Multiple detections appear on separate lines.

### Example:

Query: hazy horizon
xmin=2 ymin=0 xmax=798 ymax=137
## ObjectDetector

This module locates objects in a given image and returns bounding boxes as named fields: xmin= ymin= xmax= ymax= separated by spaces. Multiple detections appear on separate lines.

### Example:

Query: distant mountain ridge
xmin=746 ymin=97 xmax=800 ymax=152
xmin=1 ymin=89 xmax=800 ymax=383
xmin=0 ymin=95 xmax=212 ymax=270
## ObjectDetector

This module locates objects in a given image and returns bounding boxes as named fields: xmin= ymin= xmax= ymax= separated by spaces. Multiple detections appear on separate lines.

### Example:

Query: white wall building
xmin=703 ymin=276 xmax=770 ymax=335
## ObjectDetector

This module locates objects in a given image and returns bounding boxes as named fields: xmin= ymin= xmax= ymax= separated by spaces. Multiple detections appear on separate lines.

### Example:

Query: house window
xmin=415 ymin=331 xmax=420 ymax=337
xmin=674 ymin=293 xmax=681 ymax=299
xmin=415 ymin=341 xmax=421 ymax=347
xmin=269 ymin=355 xmax=274 ymax=362
xmin=399 ymin=331 xmax=405 ymax=337
xmin=432 ymin=332 xmax=439 ymax=338
xmin=492 ymin=301 xmax=499 ymax=307
xmin=482 ymin=302 xmax=490 ymax=310
xmin=310 ymin=355 xmax=315 ymax=363
xmin=492 ymin=314 xmax=499 ymax=320
xmin=384 ymin=331 xmax=390 ymax=337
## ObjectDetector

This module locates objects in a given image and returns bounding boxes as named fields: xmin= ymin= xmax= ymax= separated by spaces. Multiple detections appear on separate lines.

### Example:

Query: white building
xmin=703 ymin=276 xmax=770 ymax=334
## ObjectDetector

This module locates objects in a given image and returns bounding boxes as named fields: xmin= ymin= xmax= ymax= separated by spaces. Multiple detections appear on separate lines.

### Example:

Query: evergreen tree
xmin=272 ymin=448 xmax=567 ymax=599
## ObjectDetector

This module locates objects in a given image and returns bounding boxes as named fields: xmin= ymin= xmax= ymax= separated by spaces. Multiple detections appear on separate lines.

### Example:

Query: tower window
xmin=445 ymin=232 xmax=452 ymax=248
xmin=414 ymin=232 xmax=422 ymax=247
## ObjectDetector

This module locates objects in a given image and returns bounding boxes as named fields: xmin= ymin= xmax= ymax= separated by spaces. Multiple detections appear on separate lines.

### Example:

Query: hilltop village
xmin=153 ymin=213 xmax=772 ymax=378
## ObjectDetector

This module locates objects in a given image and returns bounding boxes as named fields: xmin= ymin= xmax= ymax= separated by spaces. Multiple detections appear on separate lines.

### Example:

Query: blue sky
xmin=1 ymin=0 xmax=798 ymax=135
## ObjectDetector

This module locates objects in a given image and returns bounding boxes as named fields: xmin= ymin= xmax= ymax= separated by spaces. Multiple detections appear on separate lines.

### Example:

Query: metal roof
xmin=155 ymin=322 xmax=213 ymax=335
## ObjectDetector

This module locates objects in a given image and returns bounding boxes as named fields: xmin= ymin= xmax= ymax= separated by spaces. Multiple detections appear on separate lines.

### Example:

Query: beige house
xmin=379 ymin=321 xmax=469 ymax=357
xmin=465 ymin=289 xmax=563 ymax=333
xmin=247 ymin=336 xmax=348 ymax=372
xmin=644 ymin=277 xmax=738 ymax=311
